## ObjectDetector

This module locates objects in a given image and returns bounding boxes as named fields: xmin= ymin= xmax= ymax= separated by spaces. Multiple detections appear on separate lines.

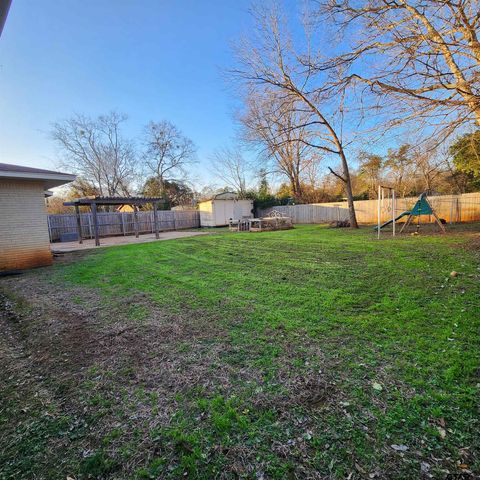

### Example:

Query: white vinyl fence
xmin=48 ymin=210 xmax=200 ymax=242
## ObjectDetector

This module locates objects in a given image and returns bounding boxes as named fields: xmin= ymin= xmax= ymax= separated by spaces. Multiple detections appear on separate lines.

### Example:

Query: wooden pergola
xmin=63 ymin=196 xmax=167 ymax=246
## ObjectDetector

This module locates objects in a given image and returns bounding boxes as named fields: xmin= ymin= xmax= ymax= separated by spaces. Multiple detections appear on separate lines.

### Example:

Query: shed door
xmin=234 ymin=200 xmax=252 ymax=219
xmin=233 ymin=201 xmax=244 ymax=220
xmin=224 ymin=201 xmax=235 ymax=224
xmin=213 ymin=201 xmax=234 ymax=226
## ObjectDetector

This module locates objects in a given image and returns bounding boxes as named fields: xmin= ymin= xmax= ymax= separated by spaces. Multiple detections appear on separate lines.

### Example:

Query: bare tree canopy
xmin=358 ymin=152 xmax=384 ymax=199
xmin=384 ymin=144 xmax=418 ymax=197
xmin=232 ymin=6 xmax=359 ymax=227
xmin=209 ymin=146 xmax=252 ymax=198
xmin=52 ymin=112 xmax=136 ymax=196
xmin=316 ymin=0 xmax=480 ymax=132
xmin=141 ymin=120 xmax=196 ymax=186
xmin=240 ymin=90 xmax=323 ymax=202
xmin=141 ymin=177 xmax=195 ymax=206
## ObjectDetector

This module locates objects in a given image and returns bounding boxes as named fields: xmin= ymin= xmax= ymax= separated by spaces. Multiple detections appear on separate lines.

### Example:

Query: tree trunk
xmin=340 ymin=151 xmax=359 ymax=228
xmin=293 ymin=177 xmax=302 ymax=202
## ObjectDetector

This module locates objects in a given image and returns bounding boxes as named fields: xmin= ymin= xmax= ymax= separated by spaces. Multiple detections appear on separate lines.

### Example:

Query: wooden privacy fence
xmin=48 ymin=210 xmax=200 ymax=242
xmin=258 ymin=204 xmax=349 ymax=224
xmin=259 ymin=192 xmax=480 ymax=225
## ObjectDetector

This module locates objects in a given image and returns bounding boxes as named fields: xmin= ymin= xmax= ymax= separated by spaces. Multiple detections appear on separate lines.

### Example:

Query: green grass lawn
xmin=1 ymin=225 xmax=479 ymax=479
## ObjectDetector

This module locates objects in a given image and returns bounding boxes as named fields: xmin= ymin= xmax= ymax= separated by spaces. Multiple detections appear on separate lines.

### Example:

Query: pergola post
xmin=74 ymin=205 xmax=83 ymax=244
xmin=91 ymin=202 xmax=100 ymax=246
xmin=133 ymin=205 xmax=139 ymax=238
xmin=153 ymin=202 xmax=159 ymax=239
xmin=64 ymin=197 xmax=166 ymax=245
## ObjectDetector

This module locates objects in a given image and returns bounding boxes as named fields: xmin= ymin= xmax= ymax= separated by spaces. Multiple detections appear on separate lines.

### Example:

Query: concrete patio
xmin=50 ymin=230 xmax=210 ymax=253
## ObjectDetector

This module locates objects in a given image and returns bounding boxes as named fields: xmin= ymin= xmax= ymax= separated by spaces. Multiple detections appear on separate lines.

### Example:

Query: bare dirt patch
xmin=0 ymin=261 xmax=348 ymax=479
xmin=0 ymin=263 xmax=243 ymax=477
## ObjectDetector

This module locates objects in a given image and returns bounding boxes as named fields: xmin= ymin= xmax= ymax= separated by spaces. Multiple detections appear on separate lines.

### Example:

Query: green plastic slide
xmin=374 ymin=211 xmax=410 ymax=230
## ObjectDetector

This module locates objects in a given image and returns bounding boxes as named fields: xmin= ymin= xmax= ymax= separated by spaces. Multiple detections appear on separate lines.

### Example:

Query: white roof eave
xmin=0 ymin=171 xmax=76 ymax=189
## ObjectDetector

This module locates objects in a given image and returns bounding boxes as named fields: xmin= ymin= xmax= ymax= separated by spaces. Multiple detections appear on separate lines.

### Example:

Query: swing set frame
xmin=377 ymin=185 xmax=396 ymax=239
xmin=376 ymin=189 xmax=446 ymax=238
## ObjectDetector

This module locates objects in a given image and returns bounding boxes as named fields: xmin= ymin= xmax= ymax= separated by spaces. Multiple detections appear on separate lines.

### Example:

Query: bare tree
xmin=358 ymin=152 xmax=384 ymax=199
xmin=233 ymin=6 xmax=359 ymax=226
xmin=382 ymin=142 xmax=449 ymax=196
xmin=52 ymin=112 xmax=136 ymax=196
xmin=141 ymin=121 xmax=196 ymax=190
xmin=209 ymin=146 xmax=252 ymax=198
xmin=303 ymin=153 xmax=323 ymax=192
xmin=318 ymin=0 xmax=480 ymax=132
xmin=384 ymin=144 xmax=417 ymax=197
xmin=241 ymin=90 xmax=323 ymax=202
xmin=411 ymin=143 xmax=449 ymax=193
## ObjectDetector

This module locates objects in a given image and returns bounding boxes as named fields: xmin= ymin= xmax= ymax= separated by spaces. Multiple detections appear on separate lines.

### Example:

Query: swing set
xmin=375 ymin=187 xmax=446 ymax=238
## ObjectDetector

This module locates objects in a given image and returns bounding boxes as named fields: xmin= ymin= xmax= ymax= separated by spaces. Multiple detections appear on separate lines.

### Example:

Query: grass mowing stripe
xmin=2 ymin=224 xmax=477 ymax=479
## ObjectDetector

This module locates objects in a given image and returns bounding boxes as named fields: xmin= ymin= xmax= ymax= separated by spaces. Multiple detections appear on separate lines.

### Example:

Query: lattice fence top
xmin=267 ymin=209 xmax=288 ymax=218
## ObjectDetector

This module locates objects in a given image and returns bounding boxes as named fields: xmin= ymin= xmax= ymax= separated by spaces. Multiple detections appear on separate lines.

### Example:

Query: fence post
xmin=47 ymin=215 xmax=52 ymax=242
xmin=153 ymin=203 xmax=159 ymax=239
xmin=88 ymin=215 xmax=93 ymax=239
xmin=133 ymin=206 xmax=139 ymax=238
xmin=91 ymin=202 xmax=100 ymax=246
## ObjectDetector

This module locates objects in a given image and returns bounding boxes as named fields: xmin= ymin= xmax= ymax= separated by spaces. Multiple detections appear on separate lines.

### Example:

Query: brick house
xmin=0 ymin=163 xmax=75 ymax=271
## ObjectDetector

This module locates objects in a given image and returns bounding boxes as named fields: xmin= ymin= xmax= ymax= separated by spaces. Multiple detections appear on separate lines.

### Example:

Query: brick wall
xmin=0 ymin=179 xmax=52 ymax=271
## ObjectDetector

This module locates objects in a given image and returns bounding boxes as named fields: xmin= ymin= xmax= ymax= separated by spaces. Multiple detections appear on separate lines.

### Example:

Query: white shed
xmin=198 ymin=192 xmax=253 ymax=227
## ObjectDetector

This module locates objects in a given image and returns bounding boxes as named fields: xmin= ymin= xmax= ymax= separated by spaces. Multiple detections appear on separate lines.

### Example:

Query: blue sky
xmin=0 ymin=0 xmax=254 ymax=185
